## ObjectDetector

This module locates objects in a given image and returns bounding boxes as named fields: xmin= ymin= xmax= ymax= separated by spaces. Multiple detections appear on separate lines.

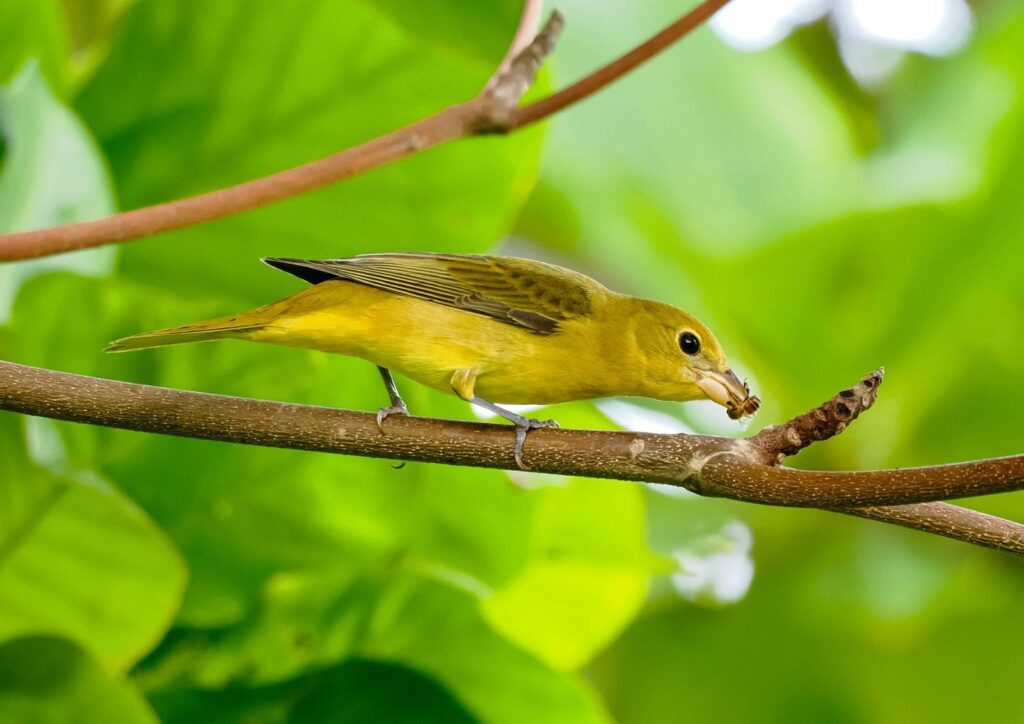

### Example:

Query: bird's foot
xmin=513 ymin=417 xmax=559 ymax=470
xmin=376 ymin=401 xmax=409 ymax=432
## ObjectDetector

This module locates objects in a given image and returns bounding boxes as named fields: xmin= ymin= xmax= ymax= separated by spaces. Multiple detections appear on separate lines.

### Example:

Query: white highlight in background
xmin=711 ymin=0 xmax=829 ymax=52
xmin=671 ymin=521 xmax=755 ymax=605
xmin=470 ymin=402 xmax=542 ymax=420
xmin=712 ymin=0 xmax=973 ymax=69
xmin=834 ymin=0 xmax=972 ymax=55
xmin=597 ymin=399 xmax=696 ymax=435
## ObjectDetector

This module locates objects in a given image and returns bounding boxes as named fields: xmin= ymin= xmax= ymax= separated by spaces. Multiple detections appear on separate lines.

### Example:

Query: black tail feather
xmin=261 ymin=257 xmax=338 ymax=285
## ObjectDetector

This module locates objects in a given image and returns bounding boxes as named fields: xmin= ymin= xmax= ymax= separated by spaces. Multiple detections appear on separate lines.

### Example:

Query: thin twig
xmin=483 ymin=0 xmax=545 ymax=92
xmin=482 ymin=11 xmax=566 ymax=117
xmin=508 ymin=0 xmax=732 ymax=128
xmin=747 ymin=369 xmax=884 ymax=465
xmin=0 ymin=0 xmax=730 ymax=262
xmin=1 ymin=360 xmax=1021 ymax=556
xmin=839 ymin=503 xmax=1024 ymax=556
xmin=0 ymin=101 xmax=482 ymax=261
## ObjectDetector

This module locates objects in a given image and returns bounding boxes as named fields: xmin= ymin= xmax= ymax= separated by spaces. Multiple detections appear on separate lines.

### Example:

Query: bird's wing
xmin=263 ymin=253 xmax=599 ymax=334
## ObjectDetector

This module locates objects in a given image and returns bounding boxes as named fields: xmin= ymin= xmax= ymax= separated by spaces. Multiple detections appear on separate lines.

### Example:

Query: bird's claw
xmin=513 ymin=418 xmax=559 ymax=470
xmin=376 ymin=402 xmax=409 ymax=432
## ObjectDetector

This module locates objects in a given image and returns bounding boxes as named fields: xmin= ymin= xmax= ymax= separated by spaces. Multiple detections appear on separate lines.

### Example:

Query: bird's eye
xmin=679 ymin=332 xmax=701 ymax=356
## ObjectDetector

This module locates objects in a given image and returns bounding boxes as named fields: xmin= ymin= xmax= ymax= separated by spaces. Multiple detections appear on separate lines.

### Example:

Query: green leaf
xmin=0 ymin=636 xmax=156 ymax=724
xmin=481 ymin=478 xmax=654 ymax=671
xmin=145 ymin=656 xmax=477 ymax=724
xmin=6 ymin=274 xmax=540 ymax=676
xmin=146 ymin=682 xmax=293 ymax=724
xmin=291 ymin=658 xmax=476 ymax=724
xmin=369 ymin=578 xmax=612 ymax=724
xmin=0 ymin=413 xmax=186 ymax=671
xmin=75 ymin=0 xmax=544 ymax=304
xmin=0 ymin=62 xmax=115 ymax=321
xmin=371 ymin=0 xmax=522 ymax=66
xmin=8 ymin=273 xmax=418 ymax=627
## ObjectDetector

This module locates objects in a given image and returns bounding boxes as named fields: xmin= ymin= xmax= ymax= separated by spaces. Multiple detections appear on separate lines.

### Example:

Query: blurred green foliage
xmin=1 ymin=0 xmax=1022 ymax=722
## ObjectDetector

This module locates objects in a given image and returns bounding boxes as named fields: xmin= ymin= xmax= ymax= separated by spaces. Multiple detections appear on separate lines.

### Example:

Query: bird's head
xmin=634 ymin=301 xmax=760 ymax=419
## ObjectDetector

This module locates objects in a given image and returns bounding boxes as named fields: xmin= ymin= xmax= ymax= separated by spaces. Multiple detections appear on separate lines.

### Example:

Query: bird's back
xmin=262 ymin=253 xmax=608 ymax=335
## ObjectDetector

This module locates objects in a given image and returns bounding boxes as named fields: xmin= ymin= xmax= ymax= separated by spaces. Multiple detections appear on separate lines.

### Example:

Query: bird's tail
xmin=105 ymin=314 xmax=265 ymax=352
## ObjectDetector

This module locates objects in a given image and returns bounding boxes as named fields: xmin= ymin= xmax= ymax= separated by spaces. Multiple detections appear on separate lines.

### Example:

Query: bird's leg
xmin=471 ymin=396 xmax=559 ymax=470
xmin=376 ymin=366 xmax=409 ymax=432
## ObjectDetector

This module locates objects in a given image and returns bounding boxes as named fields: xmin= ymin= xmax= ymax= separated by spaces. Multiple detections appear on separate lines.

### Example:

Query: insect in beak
xmin=695 ymin=368 xmax=761 ymax=419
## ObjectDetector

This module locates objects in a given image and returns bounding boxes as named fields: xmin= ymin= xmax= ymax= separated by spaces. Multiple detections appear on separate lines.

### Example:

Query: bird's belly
xmin=251 ymin=281 xmax=624 ymax=403
xmin=472 ymin=355 xmax=621 ymax=404
xmin=252 ymin=284 xmax=522 ymax=394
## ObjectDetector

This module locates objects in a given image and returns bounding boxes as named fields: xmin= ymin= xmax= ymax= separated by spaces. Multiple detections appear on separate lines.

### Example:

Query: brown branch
xmin=1 ymin=359 xmax=1022 ymax=556
xmin=839 ymin=503 xmax=1024 ymax=556
xmin=0 ymin=360 xmax=723 ymax=482
xmin=699 ymin=456 xmax=1024 ymax=508
xmin=0 ymin=0 xmax=730 ymax=262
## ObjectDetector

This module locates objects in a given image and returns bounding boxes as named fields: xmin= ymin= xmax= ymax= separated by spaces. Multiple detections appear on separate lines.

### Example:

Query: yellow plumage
xmin=108 ymin=253 xmax=758 ymax=465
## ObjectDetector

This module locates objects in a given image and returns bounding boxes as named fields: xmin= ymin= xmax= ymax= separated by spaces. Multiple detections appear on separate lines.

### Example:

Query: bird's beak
xmin=695 ymin=368 xmax=761 ymax=420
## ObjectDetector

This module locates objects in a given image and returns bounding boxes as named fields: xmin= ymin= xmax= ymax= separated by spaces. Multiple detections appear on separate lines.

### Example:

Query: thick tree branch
xmin=699 ymin=456 xmax=1024 ymax=508
xmin=0 ymin=0 xmax=732 ymax=262
xmin=0 ymin=360 xmax=723 ymax=481
xmin=1 ymin=360 xmax=1022 ymax=556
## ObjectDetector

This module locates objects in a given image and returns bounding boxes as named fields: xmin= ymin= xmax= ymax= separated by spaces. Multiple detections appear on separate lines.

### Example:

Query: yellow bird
xmin=107 ymin=253 xmax=759 ymax=466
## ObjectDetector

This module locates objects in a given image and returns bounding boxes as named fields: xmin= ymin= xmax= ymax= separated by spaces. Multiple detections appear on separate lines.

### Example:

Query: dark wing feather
xmin=262 ymin=253 xmax=598 ymax=334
